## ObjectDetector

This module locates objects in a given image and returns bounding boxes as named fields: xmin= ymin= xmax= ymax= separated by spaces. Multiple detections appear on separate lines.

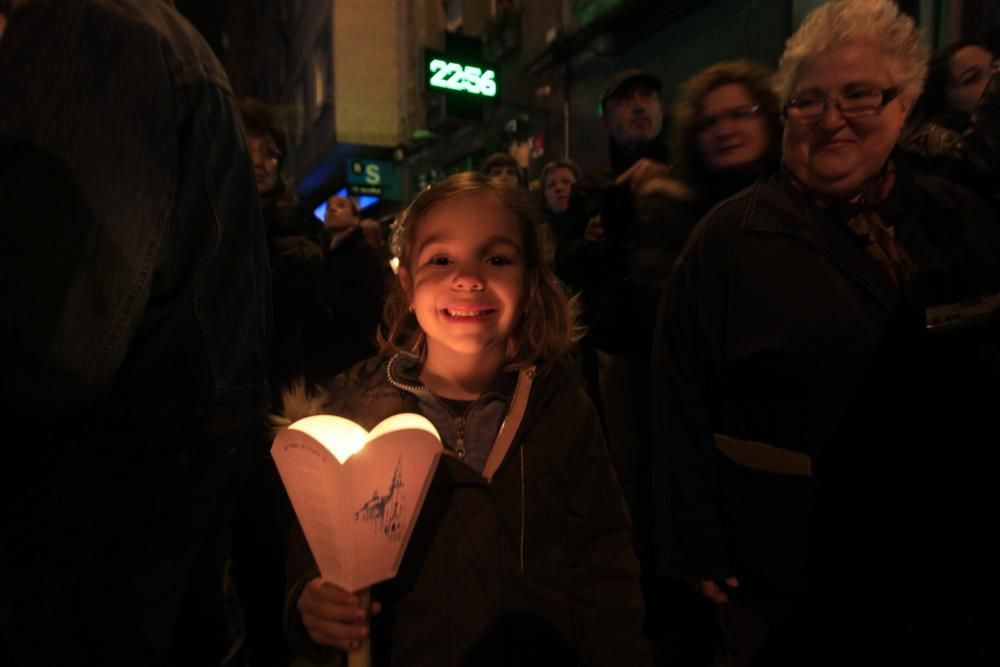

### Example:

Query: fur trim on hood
xmin=269 ymin=379 xmax=332 ymax=436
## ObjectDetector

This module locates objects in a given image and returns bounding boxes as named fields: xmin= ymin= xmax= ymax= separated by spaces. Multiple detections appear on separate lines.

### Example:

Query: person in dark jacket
xmin=653 ymin=1 xmax=1000 ymax=664
xmin=560 ymin=69 xmax=703 ymax=665
xmin=277 ymin=173 xmax=651 ymax=666
xmin=311 ymin=194 xmax=388 ymax=385
xmin=231 ymin=97 xmax=322 ymax=667
xmin=1 ymin=0 xmax=271 ymax=663
xmin=241 ymin=98 xmax=325 ymax=398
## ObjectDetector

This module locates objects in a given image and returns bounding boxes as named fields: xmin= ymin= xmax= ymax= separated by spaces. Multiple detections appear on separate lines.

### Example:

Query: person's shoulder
xmin=911 ymin=166 xmax=993 ymax=214
xmin=685 ymin=180 xmax=761 ymax=242
xmin=329 ymin=355 xmax=392 ymax=397
xmin=700 ymin=172 xmax=803 ymax=235
xmin=529 ymin=357 xmax=599 ymax=418
xmin=91 ymin=0 xmax=230 ymax=89
xmin=669 ymin=174 xmax=796 ymax=277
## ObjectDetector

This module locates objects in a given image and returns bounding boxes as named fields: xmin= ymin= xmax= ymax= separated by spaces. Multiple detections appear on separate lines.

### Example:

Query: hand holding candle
xmin=298 ymin=579 xmax=381 ymax=654
xmin=273 ymin=413 xmax=442 ymax=665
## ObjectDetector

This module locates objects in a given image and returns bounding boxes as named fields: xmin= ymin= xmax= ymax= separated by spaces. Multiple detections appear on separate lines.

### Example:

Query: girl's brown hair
xmin=378 ymin=172 xmax=580 ymax=367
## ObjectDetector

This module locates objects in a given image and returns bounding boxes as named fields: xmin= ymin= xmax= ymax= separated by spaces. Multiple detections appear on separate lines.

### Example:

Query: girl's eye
xmin=429 ymin=255 xmax=451 ymax=266
xmin=487 ymin=255 xmax=513 ymax=266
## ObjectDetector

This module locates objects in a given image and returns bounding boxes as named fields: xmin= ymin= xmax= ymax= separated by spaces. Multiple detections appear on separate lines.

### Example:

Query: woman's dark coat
xmin=652 ymin=161 xmax=1000 ymax=625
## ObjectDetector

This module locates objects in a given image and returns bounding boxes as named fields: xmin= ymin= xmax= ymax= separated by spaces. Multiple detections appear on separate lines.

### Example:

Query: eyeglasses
xmin=695 ymin=104 xmax=762 ymax=132
xmin=784 ymin=86 xmax=900 ymax=121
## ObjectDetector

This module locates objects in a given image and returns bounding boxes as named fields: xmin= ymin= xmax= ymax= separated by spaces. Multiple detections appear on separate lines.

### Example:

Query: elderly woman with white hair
xmin=653 ymin=1 xmax=1000 ymax=663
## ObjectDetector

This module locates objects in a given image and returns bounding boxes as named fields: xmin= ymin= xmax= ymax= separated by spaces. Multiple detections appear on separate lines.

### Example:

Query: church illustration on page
xmin=355 ymin=455 xmax=405 ymax=540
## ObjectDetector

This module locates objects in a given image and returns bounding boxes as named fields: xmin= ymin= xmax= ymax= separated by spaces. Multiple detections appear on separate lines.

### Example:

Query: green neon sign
xmin=427 ymin=58 xmax=497 ymax=97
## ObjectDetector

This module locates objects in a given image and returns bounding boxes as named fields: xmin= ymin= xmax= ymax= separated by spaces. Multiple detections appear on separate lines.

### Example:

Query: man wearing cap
xmin=597 ymin=68 xmax=673 ymax=200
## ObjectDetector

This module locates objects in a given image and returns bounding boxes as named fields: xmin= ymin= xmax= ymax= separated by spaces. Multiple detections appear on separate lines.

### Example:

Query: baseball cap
xmin=599 ymin=68 xmax=663 ymax=115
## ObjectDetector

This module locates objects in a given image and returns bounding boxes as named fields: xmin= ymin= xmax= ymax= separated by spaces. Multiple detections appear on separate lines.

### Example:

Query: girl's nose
xmin=452 ymin=266 xmax=485 ymax=291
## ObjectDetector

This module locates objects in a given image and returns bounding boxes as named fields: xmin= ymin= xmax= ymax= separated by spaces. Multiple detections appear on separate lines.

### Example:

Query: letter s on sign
xmin=365 ymin=164 xmax=381 ymax=185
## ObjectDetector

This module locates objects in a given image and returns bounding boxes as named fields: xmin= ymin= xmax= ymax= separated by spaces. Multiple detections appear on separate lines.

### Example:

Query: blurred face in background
xmin=544 ymin=167 xmax=576 ymax=214
xmin=946 ymin=45 xmax=995 ymax=114
xmin=697 ymin=83 xmax=769 ymax=172
xmin=488 ymin=165 xmax=520 ymax=190
xmin=324 ymin=195 xmax=358 ymax=231
xmin=603 ymin=82 xmax=664 ymax=150
xmin=782 ymin=41 xmax=909 ymax=198
xmin=247 ymin=132 xmax=281 ymax=194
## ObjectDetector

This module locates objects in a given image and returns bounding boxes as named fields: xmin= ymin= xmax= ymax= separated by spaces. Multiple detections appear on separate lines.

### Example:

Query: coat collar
xmin=737 ymin=161 xmax=956 ymax=313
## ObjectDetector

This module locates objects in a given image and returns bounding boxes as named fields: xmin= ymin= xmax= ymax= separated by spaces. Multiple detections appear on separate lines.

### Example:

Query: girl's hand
xmin=696 ymin=576 xmax=741 ymax=604
xmin=297 ymin=578 xmax=380 ymax=651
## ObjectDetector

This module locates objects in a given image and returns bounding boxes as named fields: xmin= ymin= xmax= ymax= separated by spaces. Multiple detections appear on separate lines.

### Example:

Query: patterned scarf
xmin=789 ymin=162 xmax=919 ymax=287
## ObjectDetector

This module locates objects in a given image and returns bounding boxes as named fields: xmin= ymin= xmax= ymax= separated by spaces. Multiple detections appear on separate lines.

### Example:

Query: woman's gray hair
xmin=774 ymin=0 xmax=929 ymax=107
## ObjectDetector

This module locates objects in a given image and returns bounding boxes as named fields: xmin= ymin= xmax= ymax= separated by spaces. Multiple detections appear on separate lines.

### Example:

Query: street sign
xmin=348 ymin=184 xmax=383 ymax=197
xmin=346 ymin=159 xmax=402 ymax=200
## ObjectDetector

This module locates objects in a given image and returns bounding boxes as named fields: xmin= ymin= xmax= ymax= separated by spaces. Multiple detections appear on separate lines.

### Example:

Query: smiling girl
xmin=278 ymin=172 xmax=651 ymax=666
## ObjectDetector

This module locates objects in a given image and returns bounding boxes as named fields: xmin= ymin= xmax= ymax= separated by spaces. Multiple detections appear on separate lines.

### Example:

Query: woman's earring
xmin=408 ymin=305 xmax=415 ymax=313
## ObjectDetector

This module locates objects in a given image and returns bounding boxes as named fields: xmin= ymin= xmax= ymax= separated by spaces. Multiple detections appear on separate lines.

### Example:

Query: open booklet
xmin=272 ymin=413 xmax=443 ymax=593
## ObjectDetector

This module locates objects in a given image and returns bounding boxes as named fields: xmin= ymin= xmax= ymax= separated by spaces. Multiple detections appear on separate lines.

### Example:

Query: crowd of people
xmin=2 ymin=0 xmax=999 ymax=665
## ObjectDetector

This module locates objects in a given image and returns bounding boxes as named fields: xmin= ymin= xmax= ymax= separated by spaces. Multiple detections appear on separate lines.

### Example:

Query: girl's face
xmin=401 ymin=194 xmax=526 ymax=361
xmin=544 ymin=167 xmax=576 ymax=213
xmin=947 ymin=45 xmax=995 ymax=114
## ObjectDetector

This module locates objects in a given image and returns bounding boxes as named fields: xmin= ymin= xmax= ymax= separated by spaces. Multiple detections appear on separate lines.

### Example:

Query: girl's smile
xmin=441 ymin=304 xmax=500 ymax=320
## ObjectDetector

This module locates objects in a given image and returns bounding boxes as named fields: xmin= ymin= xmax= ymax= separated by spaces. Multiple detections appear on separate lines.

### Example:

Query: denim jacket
xmin=0 ymin=0 xmax=271 ymax=429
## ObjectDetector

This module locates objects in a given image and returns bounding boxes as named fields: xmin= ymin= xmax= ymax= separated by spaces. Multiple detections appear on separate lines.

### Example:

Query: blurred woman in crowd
xmin=901 ymin=40 xmax=999 ymax=206
xmin=654 ymin=1 xmax=1000 ymax=664
xmin=670 ymin=60 xmax=783 ymax=218
xmin=904 ymin=40 xmax=995 ymax=150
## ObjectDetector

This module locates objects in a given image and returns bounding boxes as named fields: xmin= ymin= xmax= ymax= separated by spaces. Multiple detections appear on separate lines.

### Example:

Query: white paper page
xmin=273 ymin=413 xmax=442 ymax=592
xmin=272 ymin=430 xmax=356 ymax=588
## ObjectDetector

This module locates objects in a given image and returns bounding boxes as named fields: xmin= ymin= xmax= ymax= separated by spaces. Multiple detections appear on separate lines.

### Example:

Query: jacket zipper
xmin=387 ymin=354 xmax=528 ymax=570
xmin=443 ymin=393 xmax=503 ymax=460
xmin=386 ymin=355 xmax=503 ymax=460
xmin=453 ymin=411 xmax=466 ymax=459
